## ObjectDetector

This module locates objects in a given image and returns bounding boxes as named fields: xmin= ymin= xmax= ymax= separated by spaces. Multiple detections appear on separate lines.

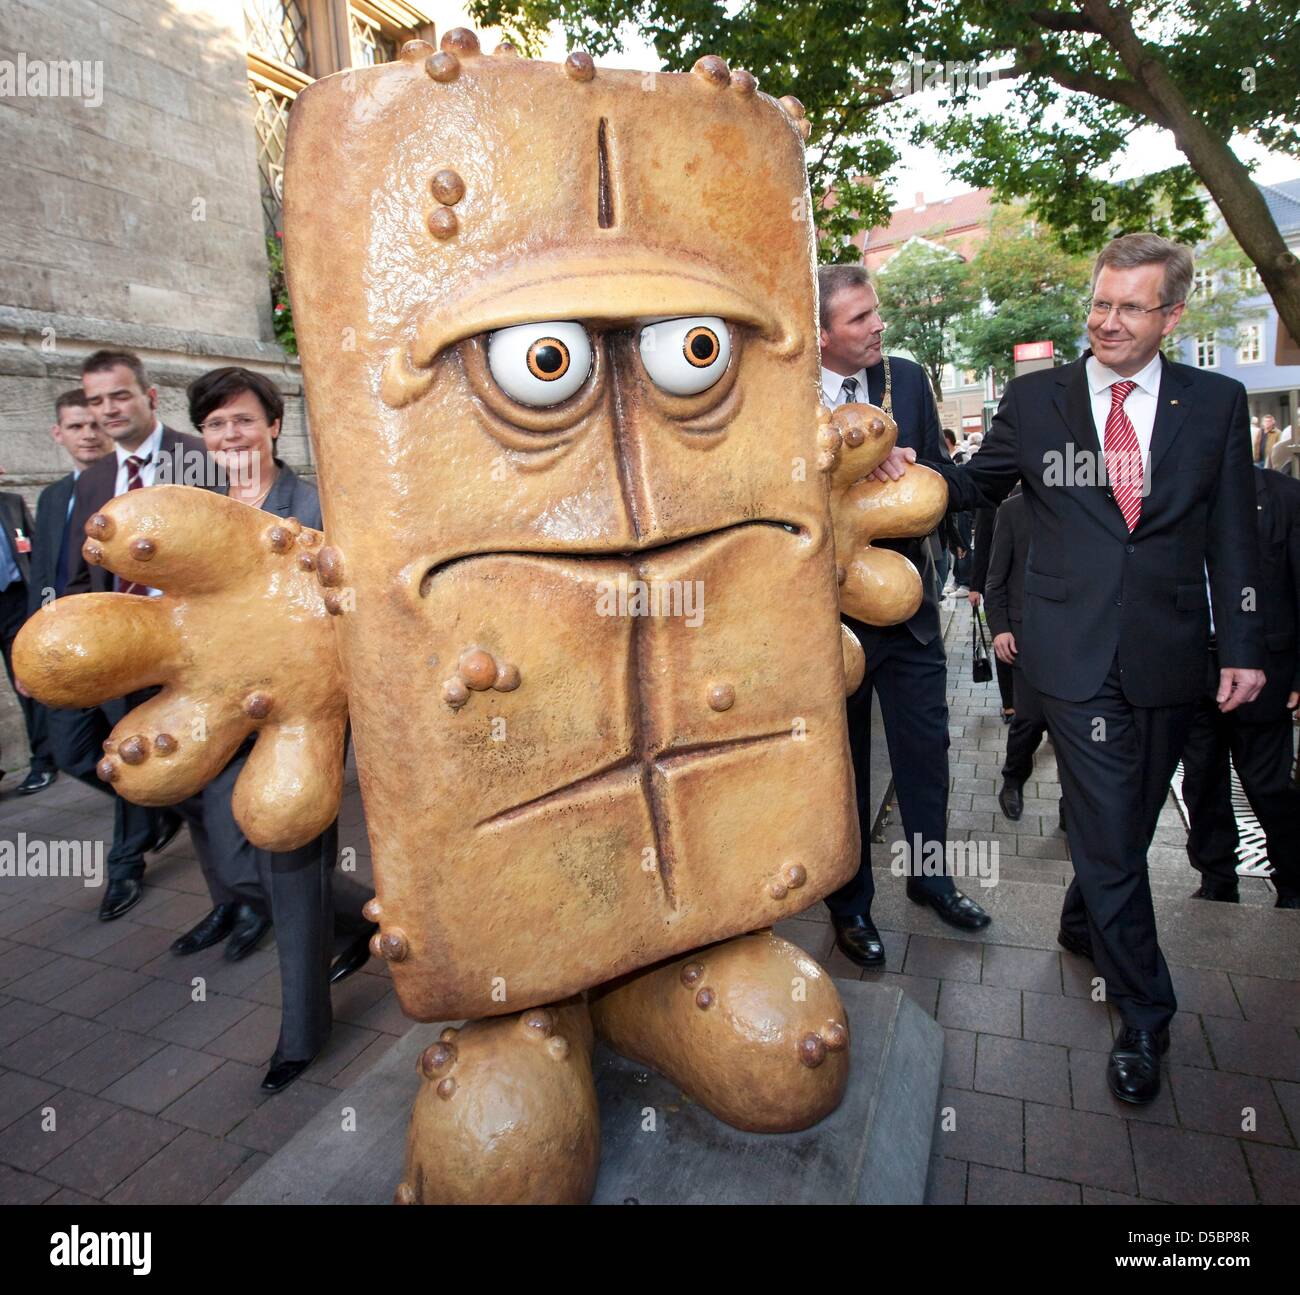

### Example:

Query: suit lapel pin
xmin=1170 ymin=399 xmax=1179 ymax=405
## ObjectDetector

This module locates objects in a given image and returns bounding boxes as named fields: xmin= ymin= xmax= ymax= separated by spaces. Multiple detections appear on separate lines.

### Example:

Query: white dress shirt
xmin=820 ymin=365 xmax=869 ymax=409
xmin=112 ymin=421 xmax=164 ymax=498
xmin=1085 ymin=352 xmax=1162 ymax=458
xmin=112 ymin=422 xmax=165 ymax=595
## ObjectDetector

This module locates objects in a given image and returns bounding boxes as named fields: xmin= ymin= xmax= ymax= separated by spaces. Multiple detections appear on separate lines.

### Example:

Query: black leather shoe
xmin=1056 ymin=926 xmax=1093 ymax=959
xmin=1276 ymin=893 xmax=1300 ymax=909
xmin=99 ymin=878 xmax=143 ymax=921
xmin=832 ymin=914 xmax=885 ymax=968
xmin=150 ymin=810 xmax=184 ymax=855
xmin=998 ymin=779 xmax=1024 ymax=821
xmin=261 ymin=1054 xmax=316 ymax=1093
xmin=171 ymin=902 xmax=239 ymax=955
xmin=329 ymin=924 xmax=378 ymax=985
xmin=1107 ymin=1027 xmax=1170 ymax=1105
xmin=17 ymin=769 xmax=56 ymax=795
xmin=224 ymin=904 xmax=271 ymax=961
xmin=906 ymin=884 xmax=991 ymax=931
xmin=1191 ymin=879 xmax=1240 ymax=903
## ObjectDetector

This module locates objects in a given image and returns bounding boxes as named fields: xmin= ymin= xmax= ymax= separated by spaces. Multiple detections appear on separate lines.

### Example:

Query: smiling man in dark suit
xmin=817 ymin=264 xmax=992 ymax=973
xmin=870 ymin=234 xmax=1264 ymax=1105
xmin=54 ymin=350 xmax=209 ymax=920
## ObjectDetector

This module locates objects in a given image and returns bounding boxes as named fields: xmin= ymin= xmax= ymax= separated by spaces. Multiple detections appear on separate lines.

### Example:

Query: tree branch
xmin=1013 ymin=38 xmax=1170 ymax=125
xmin=1029 ymin=9 xmax=1099 ymax=34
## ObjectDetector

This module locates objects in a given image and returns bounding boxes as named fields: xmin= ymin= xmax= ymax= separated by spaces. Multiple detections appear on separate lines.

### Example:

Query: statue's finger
xmin=83 ymin=485 xmax=322 ymax=595
xmin=826 ymin=403 xmax=897 ymax=488
xmin=14 ymin=593 xmax=179 ymax=708
xmin=97 ymin=693 xmax=252 ymax=806
xmin=232 ymin=715 xmax=348 ymax=852
xmin=841 ymin=548 xmax=924 ymax=627
xmin=840 ymin=464 xmax=948 ymax=543
xmin=840 ymin=624 xmax=865 ymax=695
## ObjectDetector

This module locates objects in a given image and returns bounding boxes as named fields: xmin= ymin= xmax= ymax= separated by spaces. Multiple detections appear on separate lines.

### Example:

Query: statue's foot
xmin=395 ymin=999 xmax=599 ymax=1205
xmin=590 ymin=930 xmax=849 ymax=1133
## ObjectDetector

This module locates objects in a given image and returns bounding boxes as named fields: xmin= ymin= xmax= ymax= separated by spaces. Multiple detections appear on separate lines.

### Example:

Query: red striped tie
xmin=1103 ymin=380 xmax=1143 ymax=532
xmin=115 ymin=454 xmax=150 ymax=595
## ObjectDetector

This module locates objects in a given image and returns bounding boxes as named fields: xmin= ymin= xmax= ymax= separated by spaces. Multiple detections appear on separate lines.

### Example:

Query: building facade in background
xmin=0 ymin=0 xmax=460 ymax=764
xmin=0 ymin=0 xmax=447 ymax=511
xmin=1171 ymin=179 xmax=1300 ymax=435
xmin=858 ymin=189 xmax=996 ymax=435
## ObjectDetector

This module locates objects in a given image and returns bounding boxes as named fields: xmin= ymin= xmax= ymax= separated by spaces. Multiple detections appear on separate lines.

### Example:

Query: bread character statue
xmin=16 ymin=32 xmax=941 ymax=1204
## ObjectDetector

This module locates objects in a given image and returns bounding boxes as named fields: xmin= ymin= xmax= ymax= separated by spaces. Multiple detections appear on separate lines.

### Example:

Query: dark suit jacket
xmin=28 ymin=472 xmax=77 ymax=614
xmin=983 ymin=489 xmax=1027 ymax=639
xmin=969 ymin=504 xmax=996 ymax=595
xmin=848 ymin=354 xmax=947 ymax=648
xmin=0 ymin=492 xmax=35 ymax=591
xmin=1230 ymin=467 xmax=1300 ymax=721
xmin=262 ymin=463 xmax=321 ymax=530
xmin=66 ymin=427 xmax=209 ymax=595
xmin=939 ymin=353 xmax=1263 ymax=706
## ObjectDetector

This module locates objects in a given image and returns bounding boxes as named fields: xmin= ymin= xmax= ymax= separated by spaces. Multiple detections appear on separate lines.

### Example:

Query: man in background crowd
xmin=1180 ymin=465 xmax=1300 ymax=908
xmin=983 ymin=486 xmax=1053 ymax=821
xmin=817 ymin=264 xmax=992 ymax=972
xmin=57 ymin=349 xmax=208 ymax=920
xmin=11 ymin=391 xmax=113 ymax=796
xmin=1254 ymin=413 xmax=1282 ymax=467
xmin=0 ymin=469 xmax=53 ymax=795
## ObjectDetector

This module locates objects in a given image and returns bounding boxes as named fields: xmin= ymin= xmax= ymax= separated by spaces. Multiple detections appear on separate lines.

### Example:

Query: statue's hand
xmin=818 ymin=403 xmax=948 ymax=626
xmin=14 ymin=485 xmax=347 ymax=851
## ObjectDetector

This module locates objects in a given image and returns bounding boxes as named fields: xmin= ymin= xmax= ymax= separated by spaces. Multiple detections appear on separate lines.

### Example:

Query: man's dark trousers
xmin=1042 ymin=658 xmax=1193 ymax=1033
xmin=0 ymin=583 xmax=55 ymax=775
xmin=1180 ymin=651 xmax=1300 ymax=901
xmin=47 ymin=693 xmax=160 ymax=883
xmin=826 ymin=620 xmax=956 ymax=918
xmin=1002 ymin=668 xmax=1048 ymax=783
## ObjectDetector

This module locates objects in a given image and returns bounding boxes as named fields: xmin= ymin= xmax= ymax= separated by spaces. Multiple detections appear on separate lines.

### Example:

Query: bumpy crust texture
xmin=282 ymin=45 xmax=860 ymax=1020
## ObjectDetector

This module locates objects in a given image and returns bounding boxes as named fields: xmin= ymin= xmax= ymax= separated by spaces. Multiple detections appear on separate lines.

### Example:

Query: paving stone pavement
xmin=0 ymin=597 xmax=1296 ymax=1205
xmin=0 ymin=757 xmax=394 ymax=1205
xmin=825 ymin=597 xmax=1299 ymax=1206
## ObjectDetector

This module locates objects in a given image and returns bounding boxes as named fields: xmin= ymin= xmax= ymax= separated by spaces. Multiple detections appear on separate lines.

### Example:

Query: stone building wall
xmin=0 ymin=0 xmax=307 ymax=768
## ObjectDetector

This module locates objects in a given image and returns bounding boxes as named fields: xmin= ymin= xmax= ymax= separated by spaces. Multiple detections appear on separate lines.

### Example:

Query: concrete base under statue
xmin=230 ymin=979 xmax=942 ymax=1206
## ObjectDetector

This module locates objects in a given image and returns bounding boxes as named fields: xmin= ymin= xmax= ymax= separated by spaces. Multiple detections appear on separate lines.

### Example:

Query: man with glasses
xmin=869 ymin=234 xmax=1263 ymax=1105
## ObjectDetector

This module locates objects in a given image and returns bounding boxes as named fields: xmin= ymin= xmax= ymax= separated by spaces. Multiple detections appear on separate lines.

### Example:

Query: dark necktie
xmin=115 ymin=454 xmax=150 ymax=595
xmin=839 ymin=376 xmax=859 ymax=405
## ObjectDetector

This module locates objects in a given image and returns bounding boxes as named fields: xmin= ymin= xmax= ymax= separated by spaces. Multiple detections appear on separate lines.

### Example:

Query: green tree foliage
xmin=470 ymin=0 xmax=1300 ymax=345
xmin=266 ymin=234 xmax=296 ymax=355
xmin=873 ymin=240 xmax=978 ymax=392
xmin=958 ymin=206 xmax=1092 ymax=382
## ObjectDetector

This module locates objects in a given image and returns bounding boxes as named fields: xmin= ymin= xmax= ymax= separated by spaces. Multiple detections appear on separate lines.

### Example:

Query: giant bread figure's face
xmin=283 ymin=36 xmax=858 ymax=1020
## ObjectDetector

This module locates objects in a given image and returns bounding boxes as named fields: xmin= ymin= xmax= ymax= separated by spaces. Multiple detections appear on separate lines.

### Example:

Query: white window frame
xmin=1195 ymin=334 xmax=1219 ymax=369
xmin=1236 ymin=322 xmax=1264 ymax=365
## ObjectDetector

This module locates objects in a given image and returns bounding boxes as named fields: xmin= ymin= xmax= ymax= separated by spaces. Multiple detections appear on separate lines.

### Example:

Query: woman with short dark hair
xmin=169 ymin=367 xmax=373 ymax=1093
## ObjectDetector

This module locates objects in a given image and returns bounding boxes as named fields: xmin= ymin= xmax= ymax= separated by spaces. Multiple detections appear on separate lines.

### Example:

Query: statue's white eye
xmin=486 ymin=321 xmax=592 ymax=406
xmin=639 ymin=317 xmax=731 ymax=395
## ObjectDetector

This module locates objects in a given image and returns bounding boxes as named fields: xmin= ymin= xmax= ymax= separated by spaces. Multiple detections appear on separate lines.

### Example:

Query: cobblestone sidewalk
xmin=1 ymin=599 xmax=1297 ymax=1204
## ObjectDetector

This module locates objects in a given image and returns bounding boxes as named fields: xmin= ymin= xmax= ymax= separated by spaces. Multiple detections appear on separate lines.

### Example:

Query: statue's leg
xmin=590 ymin=930 xmax=849 ymax=1134
xmin=395 ymin=999 xmax=599 ymax=1205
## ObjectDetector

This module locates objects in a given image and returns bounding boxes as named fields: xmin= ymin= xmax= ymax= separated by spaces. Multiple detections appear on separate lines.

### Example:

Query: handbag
xmin=971 ymin=610 xmax=993 ymax=683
